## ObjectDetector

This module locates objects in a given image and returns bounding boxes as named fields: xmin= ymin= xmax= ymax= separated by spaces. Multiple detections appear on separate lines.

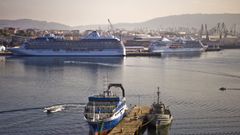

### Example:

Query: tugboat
xmin=84 ymin=83 xmax=128 ymax=135
xmin=147 ymin=87 xmax=173 ymax=128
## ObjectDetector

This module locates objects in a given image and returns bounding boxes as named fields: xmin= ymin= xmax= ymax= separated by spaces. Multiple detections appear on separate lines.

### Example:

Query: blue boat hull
xmin=88 ymin=113 xmax=124 ymax=135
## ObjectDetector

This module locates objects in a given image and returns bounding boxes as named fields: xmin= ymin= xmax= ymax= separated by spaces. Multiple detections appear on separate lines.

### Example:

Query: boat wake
xmin=0 ymin=102 xmax=86 ymax=114
xmin=0 ymin=107 xmax=43 ymax=114
xmin=44 ymin=103 xmax=86 ymax=113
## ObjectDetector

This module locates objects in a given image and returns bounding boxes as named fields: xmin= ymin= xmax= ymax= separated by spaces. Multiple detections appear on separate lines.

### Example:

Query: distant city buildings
xmin=0 ymin=24 xmax=239 ymax=48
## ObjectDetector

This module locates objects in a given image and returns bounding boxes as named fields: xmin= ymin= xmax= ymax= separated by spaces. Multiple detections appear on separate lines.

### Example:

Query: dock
xmin=108 ymin=106 xmax=150 ymax=135
xmin=126 ymin=52 xmax=161 ymax=57
xmin=0 ymin=51 xmax=13 ymax=56
xmin=206 ymin=47 xmax=221 ymax=52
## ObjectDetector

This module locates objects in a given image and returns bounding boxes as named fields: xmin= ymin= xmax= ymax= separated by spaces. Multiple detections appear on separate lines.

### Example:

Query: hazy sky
xmin=0 ymin=0 xmax=240 ymax=26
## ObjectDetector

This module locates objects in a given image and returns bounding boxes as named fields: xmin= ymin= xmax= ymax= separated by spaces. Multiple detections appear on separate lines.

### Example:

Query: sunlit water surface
xmin=0 ymin=50 xmax=240 ymax=135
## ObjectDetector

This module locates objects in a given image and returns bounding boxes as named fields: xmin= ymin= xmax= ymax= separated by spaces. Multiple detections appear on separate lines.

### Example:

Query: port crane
xmin=108 ymin=19 xmax=114 ymax=32
xmin=107 ymin=19 xmax=122 ymax=40
xmin=205 ymin=24 xmax=209 ymax=41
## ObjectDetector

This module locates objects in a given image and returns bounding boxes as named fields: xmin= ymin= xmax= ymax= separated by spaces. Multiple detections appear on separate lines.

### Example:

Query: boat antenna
xmin=157 ymin=87 xmax=160 ymax=104
xmin=103 ymin=72 xmax=109 ymax=91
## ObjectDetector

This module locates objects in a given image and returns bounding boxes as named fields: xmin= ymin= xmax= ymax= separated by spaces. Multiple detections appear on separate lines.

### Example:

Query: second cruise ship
xmin=149 ymin=37 xmax=206 ymax=53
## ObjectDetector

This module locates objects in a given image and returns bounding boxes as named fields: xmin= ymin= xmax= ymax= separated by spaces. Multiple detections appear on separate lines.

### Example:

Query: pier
xmin=206 ymin=48 xmax=221 ymax=52
xmin=108 ymin=106 xmax=150 ymax=135
xmin=0 ymin=51 xmax=12 ymax=56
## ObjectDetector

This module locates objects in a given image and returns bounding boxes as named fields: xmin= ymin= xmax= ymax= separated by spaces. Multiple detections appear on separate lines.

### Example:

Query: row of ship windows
xmin=85 ymin=105 xmax=117 ymax=109
xmin=27 ymin=46 xmax=120 ymax=49
xmin=84 ymin=113 xmax=113 ymax=119
xmin=85 ymin=108 xmax=114 ymax=113
xmin=51 ymin=48 xmax=104 ymax=51
xmin=31 ymin=42 xmax=120 ymax=46
xmin=87 ymin=101 xmax=118 ymax=106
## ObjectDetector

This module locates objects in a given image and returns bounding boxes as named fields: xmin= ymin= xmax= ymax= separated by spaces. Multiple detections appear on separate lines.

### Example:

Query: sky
xmin=0 ymin=0 xmax=240 ymax=26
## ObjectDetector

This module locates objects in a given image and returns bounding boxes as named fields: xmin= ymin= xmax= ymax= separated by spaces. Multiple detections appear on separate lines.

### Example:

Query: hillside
xmin=75 ymin=14 xmax=240 ymax=30
xmin=0 ymin=19 xmax=71 ymax=30
xmin=1 ymin=14 xmax=240 ymax=30
xmin=140 ymin=14 xmax=240 ymax=29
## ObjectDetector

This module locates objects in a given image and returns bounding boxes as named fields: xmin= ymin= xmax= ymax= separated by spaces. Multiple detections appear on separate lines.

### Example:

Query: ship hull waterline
xmin=9 ymin=48 xmax=126 ymax=57
xmin=151 ymin=48 xmax=205 ymax=53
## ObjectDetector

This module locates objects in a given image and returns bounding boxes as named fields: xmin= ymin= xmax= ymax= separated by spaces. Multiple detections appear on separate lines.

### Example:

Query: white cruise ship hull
xmin=151 ymin=48 xmax=204 ymax=53
xmin=9 ymin=47 xmax=126 ymax=56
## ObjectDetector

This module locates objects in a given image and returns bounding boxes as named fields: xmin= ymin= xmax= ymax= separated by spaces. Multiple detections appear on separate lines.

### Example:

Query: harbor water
xmin=0 ymin=49 xmax=240 ymax=135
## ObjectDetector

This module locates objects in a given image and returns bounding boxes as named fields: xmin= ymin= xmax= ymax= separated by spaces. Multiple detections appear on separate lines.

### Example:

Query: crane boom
xmin=108 ymin=19 xmax=114 ymax=32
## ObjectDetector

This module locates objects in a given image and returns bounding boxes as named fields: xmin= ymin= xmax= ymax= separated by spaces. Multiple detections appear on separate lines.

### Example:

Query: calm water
xmin=0 ymin=50 xmax=240 ymax=135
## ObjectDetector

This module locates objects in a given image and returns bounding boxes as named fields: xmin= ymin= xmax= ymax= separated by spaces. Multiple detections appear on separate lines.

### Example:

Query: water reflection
xmin=146 ymin=125 xmax=171 ymax=135
xmin=2 ymin=56 xmax=125 ymax=112
xmin=6 ymin=56 xmax=124 ymax=67
xmin=161 ymin=52 xmax=202 ymax=59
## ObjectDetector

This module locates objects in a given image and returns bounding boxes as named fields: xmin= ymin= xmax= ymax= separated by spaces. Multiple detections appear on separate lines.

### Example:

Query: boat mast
xmin=157 ymin=87 xmax=160 ymax=104
xmin=104 ymin=73 xmax=111 ymax=96
xmin=103 ymin=72 xmax=109 ymax=90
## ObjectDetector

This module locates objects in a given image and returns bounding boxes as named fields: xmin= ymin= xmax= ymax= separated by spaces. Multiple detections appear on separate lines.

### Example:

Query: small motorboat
xmin=219 ymin=87 xmax=227 ymax=91
xmin=44 ymin=105 xmax=64 ymax=113
xmin=147 ymin=87 xmax=173 ymax=127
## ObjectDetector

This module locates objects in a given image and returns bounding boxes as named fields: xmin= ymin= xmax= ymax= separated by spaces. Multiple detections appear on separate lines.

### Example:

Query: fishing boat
xmin=147 ymin=87 xmax=173 ymax=128
xmin=84 ymin=83 xmax=128 ymax=135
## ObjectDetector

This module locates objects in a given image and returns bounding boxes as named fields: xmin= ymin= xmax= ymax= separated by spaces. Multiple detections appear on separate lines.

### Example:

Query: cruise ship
xmin=84 ymin=83 xmax=127 ymax=135
xmin=8 ymin=31 xmax=126 ymax=56
xmin=149 ymin=38 xmax=206 ymax=53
